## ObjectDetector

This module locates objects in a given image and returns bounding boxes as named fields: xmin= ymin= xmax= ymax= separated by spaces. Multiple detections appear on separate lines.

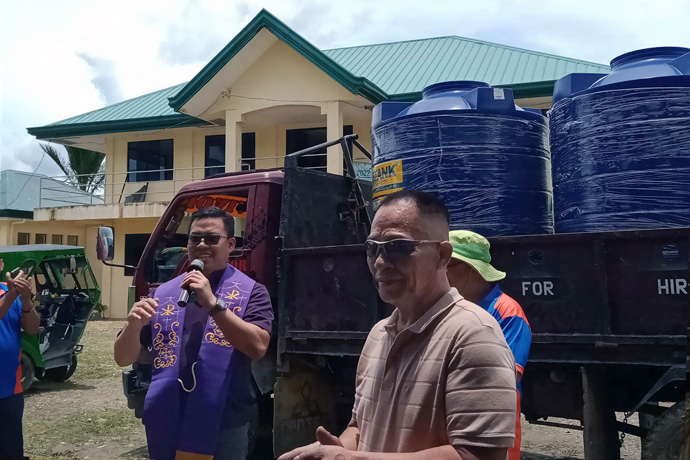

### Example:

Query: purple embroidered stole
xmin=143 ymin=264 xmax=256 ymax=460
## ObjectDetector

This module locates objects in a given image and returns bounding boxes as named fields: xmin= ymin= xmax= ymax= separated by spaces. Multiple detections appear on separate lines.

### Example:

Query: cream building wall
xmin=0 ymin=219 xmax=21 ymax=246
xmin=1 ymin=212 xmax=161 ymax=319
xmin=4 ymin=220 xmax=86 ymax=246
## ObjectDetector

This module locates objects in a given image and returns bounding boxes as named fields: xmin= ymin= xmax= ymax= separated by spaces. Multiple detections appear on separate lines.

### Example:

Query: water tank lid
xmin=422 ymin=81 xmax=490 ymax=98
xmin=374 ymin=80 xmax=545 ymax=128
xmin=610 ymin=46 xmax=689 ymax=69
xmin=553 ymin=47 xmax=690 ymax=102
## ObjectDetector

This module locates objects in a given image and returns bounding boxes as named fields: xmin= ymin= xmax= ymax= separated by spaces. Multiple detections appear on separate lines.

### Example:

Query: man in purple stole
xmin=115 ymin=207 xmax=273 ymax=460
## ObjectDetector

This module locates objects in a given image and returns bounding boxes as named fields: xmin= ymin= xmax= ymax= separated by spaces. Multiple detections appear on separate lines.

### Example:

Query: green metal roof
xmin=29 ymin=9 xmax=609 ymax=140
xmin=53 ymin=84 xmax=185 ymax=124
xmin=169 ymin=9 xmax=387 ymax=110
xmin=323 ymin=37 xmax=608 ymax=96
xmin=27 ymin=84 xmax=209 ymax=139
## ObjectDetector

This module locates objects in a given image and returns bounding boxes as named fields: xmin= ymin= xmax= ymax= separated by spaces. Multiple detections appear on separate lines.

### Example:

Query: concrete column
xmin=323 ymin=101 xmax=344 ymax=175
xmin=224 ymin=110 xmax=243 ymax=173
xmin=174 ymin=131 xmax=194 ymax=192
xmin=104 ymin=139 xmax=115 ymax=205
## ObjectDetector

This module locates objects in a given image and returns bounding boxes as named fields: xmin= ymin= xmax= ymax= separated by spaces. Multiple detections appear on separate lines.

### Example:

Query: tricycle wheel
xmin=20 ymin=352 xmax=35 ymax=392
xmin=641 ymin=400 xmax=686 ymax=460
xmin=41 ymin=354 xmax=78 ymax=382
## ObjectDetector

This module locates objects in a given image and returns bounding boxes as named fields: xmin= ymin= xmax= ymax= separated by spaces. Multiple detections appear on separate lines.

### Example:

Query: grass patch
xmin=25 ymin=406 xmax=144 ymax=457
xmin=72 ymin=320 xmax=126 ymax=380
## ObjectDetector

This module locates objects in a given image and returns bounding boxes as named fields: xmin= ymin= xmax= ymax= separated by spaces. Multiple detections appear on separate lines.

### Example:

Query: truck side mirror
xmin=97 ymin=227 xmax=115 ymax=262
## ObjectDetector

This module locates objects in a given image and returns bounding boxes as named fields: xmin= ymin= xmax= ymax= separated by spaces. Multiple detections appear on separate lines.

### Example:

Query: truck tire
xmin=41 ymin=354 xmax=78 ymax=382
xmin=20 ymin=352 xmax=35 ymax=392
xmin=641 ymin=400 xmax=686 ymax=460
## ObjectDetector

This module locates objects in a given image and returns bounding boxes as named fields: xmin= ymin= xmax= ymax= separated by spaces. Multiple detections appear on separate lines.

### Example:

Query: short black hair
xmin=190 ymin=206 xmax=235 ymax=238
xmin=378 ymin=189 xmax=450 ymax=225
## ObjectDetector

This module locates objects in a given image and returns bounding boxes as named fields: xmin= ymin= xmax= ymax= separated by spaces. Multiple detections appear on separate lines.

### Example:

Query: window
xmin=286 ymin=126 xmax=353 ymax=172
xmin=35 ymin=233 xmax=47 ymax=244
xmin=242 ymin=133 xmax=256 ymax=171
xmin=125 ymin=234 xmax=150 ymax=276
xmin=128 ymin=139 xmax=174 ymax=182
xmin=205 ymin=133 xmax=256 ymax=177
xmin=205 ymin=135 xmax=225 ymax=177
xmin=67 ymin=235 xmax=78 ymax=246
xmin=18 ymin=233 xmax=30 ymax=245
xmin=52 ymin=234 xmax=63 ymax=245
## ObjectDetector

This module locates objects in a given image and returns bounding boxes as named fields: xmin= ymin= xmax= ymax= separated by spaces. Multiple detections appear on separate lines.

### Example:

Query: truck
xmin=98 ymin=135 xmax=687 ymax=460
xmin=0 ymin=244 xmax=102 ymax=391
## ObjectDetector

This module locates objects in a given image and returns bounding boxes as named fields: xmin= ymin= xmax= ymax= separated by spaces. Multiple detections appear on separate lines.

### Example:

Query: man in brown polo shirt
xmin=279 ymin=190 xmax=517 ymax=460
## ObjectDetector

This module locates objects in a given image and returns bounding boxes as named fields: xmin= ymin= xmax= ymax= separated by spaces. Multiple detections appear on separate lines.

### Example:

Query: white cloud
xmin=1 ymin=0 xmax=689 ymax=175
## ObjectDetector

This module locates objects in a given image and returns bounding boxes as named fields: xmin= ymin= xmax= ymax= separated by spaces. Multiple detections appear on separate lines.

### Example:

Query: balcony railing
xmin=36 ymin=151 xmax=365 ymax=209
xmin=37 ymin=165 xmax=230 ymax=209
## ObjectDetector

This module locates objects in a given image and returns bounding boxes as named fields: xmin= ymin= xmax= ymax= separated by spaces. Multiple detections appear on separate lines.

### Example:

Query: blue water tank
xmin=371 ymin=81 xmax=552 ymax=236
xmin=551 ymin=47 xmax=690 ymax=233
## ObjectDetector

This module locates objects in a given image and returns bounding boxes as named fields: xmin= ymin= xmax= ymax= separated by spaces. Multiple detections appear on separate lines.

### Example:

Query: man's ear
xmin=438 ymin=241 xmax=453 ymax=268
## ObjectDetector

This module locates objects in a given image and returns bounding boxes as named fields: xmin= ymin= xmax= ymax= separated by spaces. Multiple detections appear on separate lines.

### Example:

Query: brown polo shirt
xmin=350 ymin=287 xmax=517 ymax=453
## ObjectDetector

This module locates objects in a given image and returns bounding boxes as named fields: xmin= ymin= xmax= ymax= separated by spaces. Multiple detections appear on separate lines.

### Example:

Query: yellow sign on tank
xmin=373 ymin=160 xmax=403 ymax=188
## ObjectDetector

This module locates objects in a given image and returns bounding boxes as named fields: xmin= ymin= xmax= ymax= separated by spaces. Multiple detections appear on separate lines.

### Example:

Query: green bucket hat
xmin=448 ymin=230 xmax=506 ymax=282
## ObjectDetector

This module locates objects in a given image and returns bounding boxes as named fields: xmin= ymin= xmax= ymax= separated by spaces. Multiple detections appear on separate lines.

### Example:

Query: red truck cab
xmin=132 ymin=170 xmax=284 ymax=301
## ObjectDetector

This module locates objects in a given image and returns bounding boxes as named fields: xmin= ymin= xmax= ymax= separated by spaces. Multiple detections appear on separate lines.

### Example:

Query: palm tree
xmin=40 ymin=144 xmax=105 ymax=194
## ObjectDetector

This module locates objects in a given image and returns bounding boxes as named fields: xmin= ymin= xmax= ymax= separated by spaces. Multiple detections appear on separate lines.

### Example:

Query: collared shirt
xmin=350 ymin=287 xmax=517 ymax=453
xmin=477 ymin=284 xmax=532 ymax=391
xmin=0 ymin=283 xmax=23 ymax=398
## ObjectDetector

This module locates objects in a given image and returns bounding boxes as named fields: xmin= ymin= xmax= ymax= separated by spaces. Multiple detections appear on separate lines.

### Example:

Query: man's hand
xmin=180 ymin=271 xmax=215 ymax=309
xmin=7 ymin=270 xmax=33 ymax=307
xmin=127 ymin=298 xmax=158 ymax=329
xmin=291 ymin=446 xmax=352 ymax=460
xmin=315 ymin=427 xmax=344 ymax=448
xmin=278 ymin=426 xmax=348 ymax=460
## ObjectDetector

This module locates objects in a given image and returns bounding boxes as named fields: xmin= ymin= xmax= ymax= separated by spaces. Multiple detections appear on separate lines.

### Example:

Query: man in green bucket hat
xmin=447 ymin=230 xmax=532 ymax=460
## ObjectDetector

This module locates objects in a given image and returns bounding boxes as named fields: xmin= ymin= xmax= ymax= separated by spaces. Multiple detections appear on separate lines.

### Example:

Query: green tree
xmin=41 ymin=144 xmax=105 ymax=194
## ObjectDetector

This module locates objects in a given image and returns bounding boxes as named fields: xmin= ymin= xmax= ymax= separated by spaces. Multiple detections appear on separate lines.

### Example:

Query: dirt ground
xmin=23 ymin=320 xmax=641 ymax=459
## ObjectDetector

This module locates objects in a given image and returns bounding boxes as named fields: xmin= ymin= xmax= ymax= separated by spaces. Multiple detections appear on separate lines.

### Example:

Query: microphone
xmin=178 ymin=259 xmax=205 ymax=307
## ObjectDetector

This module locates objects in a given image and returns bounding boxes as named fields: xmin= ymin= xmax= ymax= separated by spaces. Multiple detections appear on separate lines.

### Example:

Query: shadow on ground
xmin=120 ymin=445 xmax=149 ymax=458
xmin=24 ymin=380 xmax=97 ymax=395
xmin=523 ymin=453 xmax=581 ymax=460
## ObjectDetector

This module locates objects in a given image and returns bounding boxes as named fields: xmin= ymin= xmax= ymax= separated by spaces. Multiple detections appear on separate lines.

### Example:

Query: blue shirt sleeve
xmin=497 ymin=315 xmax=531 ymax=371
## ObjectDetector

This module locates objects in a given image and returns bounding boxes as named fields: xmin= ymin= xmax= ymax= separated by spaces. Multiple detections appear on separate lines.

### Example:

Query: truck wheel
xmin=41 ymin=354 xmax=78 ymax=382
xmin=20 ymin=352 xmax=35 ymax=392
xmin=641 ymin=400 xmax=685 ymax=460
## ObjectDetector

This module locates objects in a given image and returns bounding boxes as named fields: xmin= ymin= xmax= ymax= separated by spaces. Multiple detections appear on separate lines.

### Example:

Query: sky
xmin=0 ymin=0 xmax=688 ymax=177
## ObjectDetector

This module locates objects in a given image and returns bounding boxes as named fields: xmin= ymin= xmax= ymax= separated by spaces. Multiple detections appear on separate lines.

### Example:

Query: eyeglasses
xmin=364 ymin=239 xmax=441 ymax=260
xmin=188 ymin=233 xmax=230 ymax=246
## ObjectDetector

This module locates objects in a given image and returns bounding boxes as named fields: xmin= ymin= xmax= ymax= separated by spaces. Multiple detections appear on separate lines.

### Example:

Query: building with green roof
xmin=25 ymin=9 xmax=608 ymax=318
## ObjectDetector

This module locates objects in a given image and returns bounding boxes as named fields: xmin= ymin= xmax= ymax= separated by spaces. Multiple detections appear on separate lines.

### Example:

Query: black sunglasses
xmin=188 ymin=233 xmax=230 ymax=246
xmin=365 ymin=239 xmax=441 ymax=259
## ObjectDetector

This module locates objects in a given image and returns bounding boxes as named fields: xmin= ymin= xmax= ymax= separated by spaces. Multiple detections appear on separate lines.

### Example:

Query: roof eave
xmin=27 ymin=114 xmax=210 ymax=140
xmin=168 ymin=9 xmax=388 ymax=111
xmin=496 ymin=80 xmax=556 ymax=99
xmin=0 ymin=210 xmax=34 ymax=219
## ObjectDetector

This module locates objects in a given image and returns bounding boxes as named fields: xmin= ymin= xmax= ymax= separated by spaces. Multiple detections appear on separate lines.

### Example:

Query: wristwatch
xmin=209 ymin=297 xmax=228 ymax=318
